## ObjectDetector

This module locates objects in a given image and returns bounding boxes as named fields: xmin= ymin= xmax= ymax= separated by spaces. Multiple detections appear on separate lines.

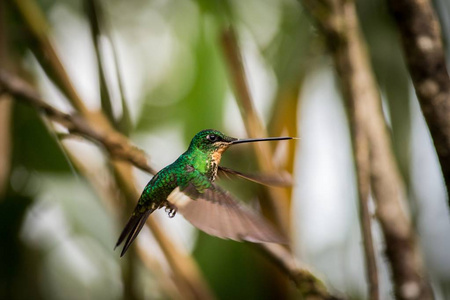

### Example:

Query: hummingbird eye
xmin=207 ymin=134 xmax=219 ymax=142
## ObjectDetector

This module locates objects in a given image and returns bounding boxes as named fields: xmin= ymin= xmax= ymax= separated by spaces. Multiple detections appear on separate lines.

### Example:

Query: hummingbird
xmin=115 ymin=129 xmax=294 ymax=257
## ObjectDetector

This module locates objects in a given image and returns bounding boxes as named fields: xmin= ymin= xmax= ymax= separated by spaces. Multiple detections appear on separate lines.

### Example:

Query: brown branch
xmin=387 ymin=0 xmax=450 ymax=207
xmin=345 ymin=69 xmax=378 ymax=299
xmin=302 ymin=0 xmax=433 ymax=299
xmin=0 ymin=96 xmax=12 ymax=197
xmin=351 ymin=94 xmax=379 ymax=300
xmin=302 ymin=1 xmax=379 ymax=299
xmin=220 ymin=26 xmax=292 ymax=235
xmin=62 ymin=147 xmax=183 ymax=299
xmin=0 ymin=0 xmax=12 ymax=198
xmin=85 ymin=0 xmax=115 ymax=125
xmin=13 ymin=0 xmax=90 ymax=116
xmin=0 ymin=70 xmax=157 ymax=175
xmin=255 ymin=244 xmax=343 ymax=300
xmin=112 ymin=161 xmax=216 ymax=300
xmin=0 ymin=69 xmax=342 ymax=299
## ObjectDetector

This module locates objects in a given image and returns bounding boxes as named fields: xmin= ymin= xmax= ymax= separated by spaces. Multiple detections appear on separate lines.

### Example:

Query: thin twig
xmin=85 ymin=0 xmax=115 ymax=124
xmin=0 ymin=0 xmax=12 ymax=198
xmin=347 ymin=72 xmax=379 ymax=299
xmin=387 ymin=0 xmax=450 ymax=208
xmin=13 ymin=0 xmax=90 ymax=116
xmin=302 ymin=0 xmax=433 ymax=299
xmin=0 ymin=96 xmax=12 ymax=197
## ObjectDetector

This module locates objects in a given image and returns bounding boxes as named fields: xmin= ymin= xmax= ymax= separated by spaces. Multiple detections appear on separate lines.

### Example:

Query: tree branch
xmin=387 ymin=0 xmax=450 ymax=207
xmin=302 ymin=0 xmax=433 ymax=299
xmin=0 ymin=96 xmax=12 ymax=197
xmin=0 ymin=70 xmax=156 ymax=175
xmin=302 ymin=1 xmax=379 ymax=299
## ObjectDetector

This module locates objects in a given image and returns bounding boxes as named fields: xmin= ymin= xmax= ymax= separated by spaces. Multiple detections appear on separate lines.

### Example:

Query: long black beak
xmin=230 ymin=136 xmax=295 ymax=145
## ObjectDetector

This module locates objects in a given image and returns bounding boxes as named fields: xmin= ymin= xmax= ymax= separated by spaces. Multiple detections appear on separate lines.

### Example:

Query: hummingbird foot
xmin=164 ymin=202 xmax=177 ymax=218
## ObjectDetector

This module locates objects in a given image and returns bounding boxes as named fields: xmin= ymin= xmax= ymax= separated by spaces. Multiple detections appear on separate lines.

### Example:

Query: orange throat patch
xmin=211 ymin=147 xmax=226 ymax=165
xmin=210 ymin=146 xmax=229 ymax=181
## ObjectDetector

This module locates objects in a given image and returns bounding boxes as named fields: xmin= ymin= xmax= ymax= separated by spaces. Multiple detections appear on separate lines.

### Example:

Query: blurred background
xmin=1 ymin=0 xmax=450 ymax=299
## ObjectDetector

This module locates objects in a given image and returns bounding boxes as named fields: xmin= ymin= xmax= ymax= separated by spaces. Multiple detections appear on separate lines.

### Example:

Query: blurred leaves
xmin=264 ymin=1 xmax=315 ymax=86
xmin=136 ymin=13 xmax=228 ymax=141
xmin=12 ymin=103 xmax=71 ymax=173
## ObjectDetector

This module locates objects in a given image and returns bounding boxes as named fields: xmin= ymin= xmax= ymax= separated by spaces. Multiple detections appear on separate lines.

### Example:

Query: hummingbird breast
xmin=209 ymin=147 xmax=226 ymax=181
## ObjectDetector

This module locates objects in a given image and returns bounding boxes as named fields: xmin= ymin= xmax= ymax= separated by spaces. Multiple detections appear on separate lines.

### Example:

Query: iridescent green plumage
xmin=115 ymin=129 xmax=294 ymax=256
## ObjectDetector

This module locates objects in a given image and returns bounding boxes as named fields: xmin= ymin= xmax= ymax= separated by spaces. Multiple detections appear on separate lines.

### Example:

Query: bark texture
xmin=388 ymin=0 xmax=450 ymax=205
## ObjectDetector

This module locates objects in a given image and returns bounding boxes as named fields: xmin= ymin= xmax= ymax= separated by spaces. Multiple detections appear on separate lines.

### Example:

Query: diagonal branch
xmin=0 ymin=70 xmax=156 ymax=175
xmin=387 ymin=0 xmax=450 ymax=208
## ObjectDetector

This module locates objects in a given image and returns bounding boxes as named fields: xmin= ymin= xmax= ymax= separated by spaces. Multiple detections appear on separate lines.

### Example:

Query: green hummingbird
xmin=115 ymin=129 xmax=294 ymax=256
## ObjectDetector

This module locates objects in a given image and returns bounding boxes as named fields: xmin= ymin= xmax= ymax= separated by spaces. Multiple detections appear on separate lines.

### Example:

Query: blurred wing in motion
xmin=168 ymin=184 xmax=287 ymax=244
xmin=218 ymin=166 xmax=292 ymax=187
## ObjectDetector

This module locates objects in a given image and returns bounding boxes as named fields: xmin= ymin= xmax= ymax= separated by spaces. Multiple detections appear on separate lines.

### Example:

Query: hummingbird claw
xmin=165 ymin=203 xmax=177 ymax=218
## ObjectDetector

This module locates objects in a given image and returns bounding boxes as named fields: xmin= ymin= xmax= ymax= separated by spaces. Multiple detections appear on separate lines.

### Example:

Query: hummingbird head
xmin=188 ymin=129 xmax=295 ymax=179
xmin=189 ymin=129 xmax=237 ymax=155
xmin=189 ymin=129 xmax=295 ymax=156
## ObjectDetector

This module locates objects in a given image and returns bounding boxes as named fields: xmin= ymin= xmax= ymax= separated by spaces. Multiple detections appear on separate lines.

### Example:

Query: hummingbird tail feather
xmin=116 ymin=209 xmax=153 ymax=257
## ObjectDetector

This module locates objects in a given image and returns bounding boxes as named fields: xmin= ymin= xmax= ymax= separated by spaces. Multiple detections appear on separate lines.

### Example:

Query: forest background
xmin=1 ymin=0 xmax=450 ymax=299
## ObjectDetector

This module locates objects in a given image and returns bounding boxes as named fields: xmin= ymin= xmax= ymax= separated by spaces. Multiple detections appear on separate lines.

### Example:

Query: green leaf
xmin=12 ymin=103 xmax=73 ymax=173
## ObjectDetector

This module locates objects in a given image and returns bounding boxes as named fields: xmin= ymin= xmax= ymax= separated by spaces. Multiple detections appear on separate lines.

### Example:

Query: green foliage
xmin=135 ymin=14 xmax=228 ymax=141
xmin=12 ymin=103 xmax=72 ymax=173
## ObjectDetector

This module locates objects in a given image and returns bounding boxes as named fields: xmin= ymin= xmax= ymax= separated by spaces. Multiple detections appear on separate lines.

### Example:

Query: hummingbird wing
xmin=115 ymin=208 xmax=154 ymax=257
xmin=217 ymin=166 xmax=292 ymax=187
xmin=167 ymin=184 xmax=287 ymax=244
